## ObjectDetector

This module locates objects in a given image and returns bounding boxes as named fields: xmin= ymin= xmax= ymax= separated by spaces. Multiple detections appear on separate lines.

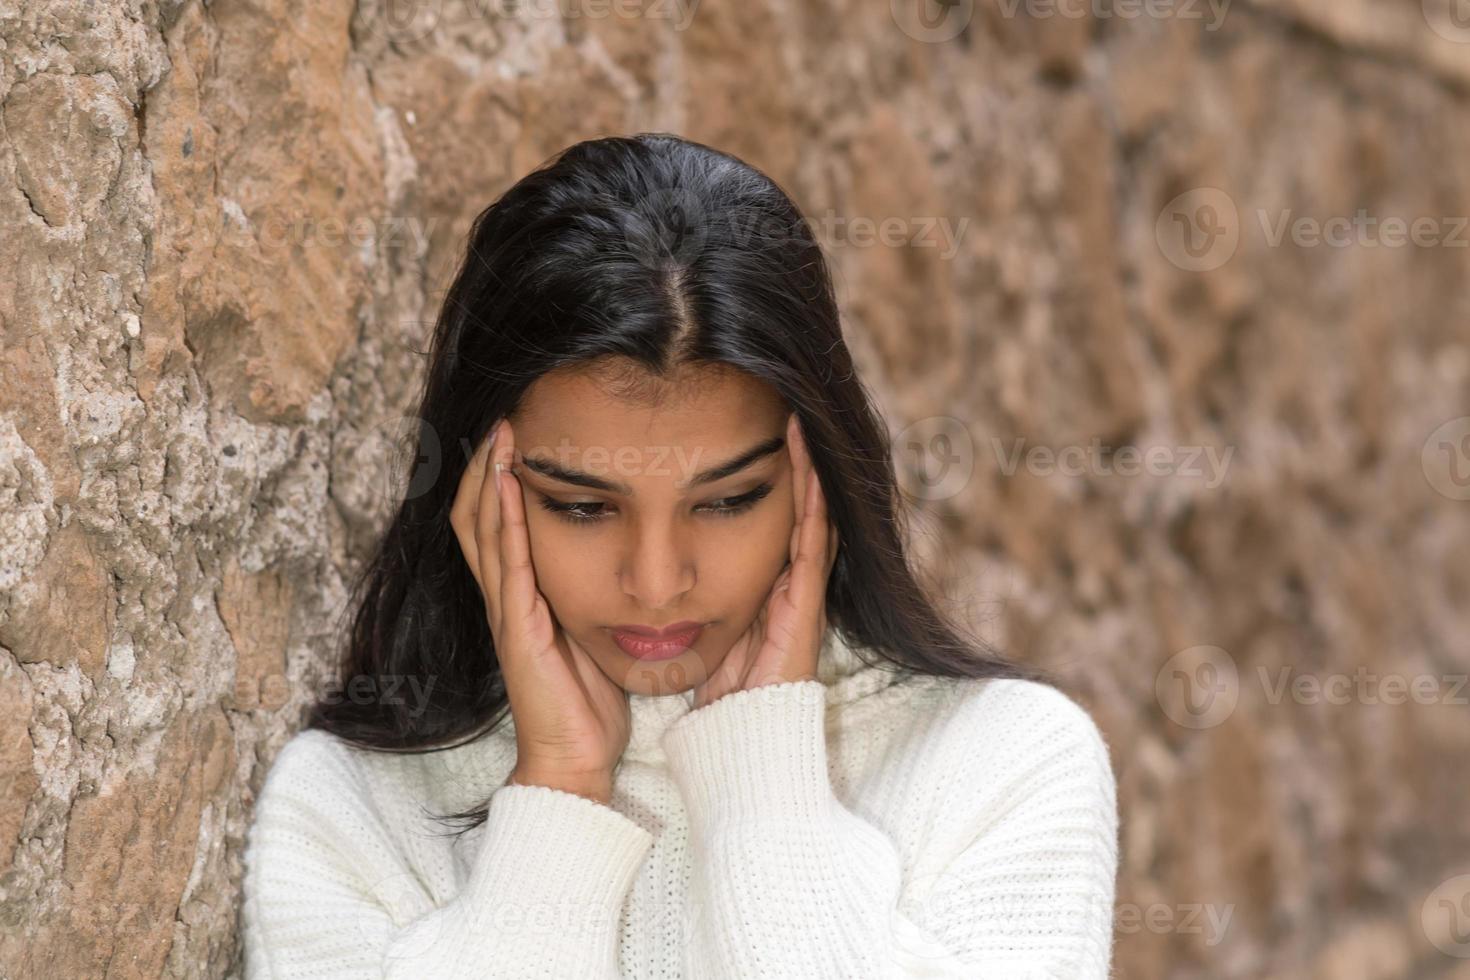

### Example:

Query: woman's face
xmin=502 ymin=360 xmax=797 ymax=697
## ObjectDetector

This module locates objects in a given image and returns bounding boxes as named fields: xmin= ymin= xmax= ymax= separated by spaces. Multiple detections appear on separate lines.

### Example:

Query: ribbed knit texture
xmin=241 ymin=628 xmax=1120 ymax=978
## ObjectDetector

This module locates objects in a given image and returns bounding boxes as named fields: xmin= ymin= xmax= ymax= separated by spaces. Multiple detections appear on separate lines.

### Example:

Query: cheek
xmin=522 ymin=511 xmax=589 ymax=616
xmin=712 ymin=503 xmax=794 ymax=606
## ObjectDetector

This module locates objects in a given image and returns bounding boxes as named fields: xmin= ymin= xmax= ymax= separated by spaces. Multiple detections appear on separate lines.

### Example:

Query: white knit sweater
xmin=241 ymin=628 xmax=1119 ymax=979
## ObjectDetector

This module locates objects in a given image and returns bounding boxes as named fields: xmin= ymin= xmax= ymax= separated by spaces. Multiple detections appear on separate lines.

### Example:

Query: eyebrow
xmin=518 ymin=434 xmax=788 ymax=496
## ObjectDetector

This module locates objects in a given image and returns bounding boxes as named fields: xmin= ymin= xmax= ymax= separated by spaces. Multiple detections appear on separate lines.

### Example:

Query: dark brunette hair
xmin=304 ymin=132 xmax=1052 ymax=834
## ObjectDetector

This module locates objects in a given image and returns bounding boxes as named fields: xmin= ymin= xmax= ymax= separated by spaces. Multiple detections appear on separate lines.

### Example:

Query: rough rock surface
xmin=1 ymin=1 xmax=1467 ymax=977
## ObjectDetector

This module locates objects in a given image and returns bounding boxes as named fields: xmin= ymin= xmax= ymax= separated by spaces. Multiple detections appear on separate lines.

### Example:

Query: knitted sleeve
xmin=660 ymin=678 xmax=1119 ymax=979
xmin=241 ymin=730 xmax=653 ymax=978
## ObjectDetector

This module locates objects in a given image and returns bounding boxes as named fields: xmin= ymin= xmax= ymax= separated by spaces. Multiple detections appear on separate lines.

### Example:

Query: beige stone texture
xmin=1 ymin=0 xmax=1467 ymax=977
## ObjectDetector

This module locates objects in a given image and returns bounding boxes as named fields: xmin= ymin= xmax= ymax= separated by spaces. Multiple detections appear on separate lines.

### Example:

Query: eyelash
xmin=535 ymin=482 xmax=775 ymax=526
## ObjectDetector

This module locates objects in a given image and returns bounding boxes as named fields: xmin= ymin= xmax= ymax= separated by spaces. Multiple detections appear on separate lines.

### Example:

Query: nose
xmin=617 ymin=517 xmax=696 ymax=611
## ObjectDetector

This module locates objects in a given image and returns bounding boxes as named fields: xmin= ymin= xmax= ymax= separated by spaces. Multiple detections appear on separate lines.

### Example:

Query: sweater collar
xmin=420 ymin=626 xmax=902 ymax=814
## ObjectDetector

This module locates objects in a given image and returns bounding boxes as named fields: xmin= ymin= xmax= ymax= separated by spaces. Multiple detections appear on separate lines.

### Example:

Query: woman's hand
xmin=689 ymin=413 xmax=840 ymax=711
xmin=449 ymin=418 xmax=631 ymax=805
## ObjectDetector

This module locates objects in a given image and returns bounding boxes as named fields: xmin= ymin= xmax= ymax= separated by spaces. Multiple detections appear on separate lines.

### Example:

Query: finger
xmin=787 ymin=413 xmax=807 ymax=561
xmin=476 ymin=420 xmax=506 ymax=628
xmin=452 ymin=425 xmax=497 ymax=593
xmin=820 ymin=481 xmax=838 ymax=622
xmin=450 ymin=434 xmax=487 ymax=550
xmin=563 ymin=630 xmax=610 ymax=695
xmin=789 ymin=413 xmax=807 ymax=523
xmin=496 ymin=430 xmax=539 ymax=636
xmin=786 ymin=458 xmax=831 ymax=637
xmin=735 ymin=595 xmax=771 ymax=686
xmin=790 ymin=421 xmax=837 ymax=581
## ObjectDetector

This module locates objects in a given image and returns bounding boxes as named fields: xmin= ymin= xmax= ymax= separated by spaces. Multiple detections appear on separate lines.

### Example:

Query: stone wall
xmin=1 ymin=1 xmax=1467 ymax=977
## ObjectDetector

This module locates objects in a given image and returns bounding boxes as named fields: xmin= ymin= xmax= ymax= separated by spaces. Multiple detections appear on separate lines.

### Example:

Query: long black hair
xmin=304 ymin=132 xmax=1052 ymax=832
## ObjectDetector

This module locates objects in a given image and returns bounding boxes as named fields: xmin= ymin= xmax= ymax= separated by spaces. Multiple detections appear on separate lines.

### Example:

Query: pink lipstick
xmin=610 ymin=621 xmax=704 ymax=661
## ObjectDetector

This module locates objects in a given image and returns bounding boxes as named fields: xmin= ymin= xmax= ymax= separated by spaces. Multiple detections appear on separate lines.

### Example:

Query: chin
xmin=614 ymin=645 xmax=720 ymax=698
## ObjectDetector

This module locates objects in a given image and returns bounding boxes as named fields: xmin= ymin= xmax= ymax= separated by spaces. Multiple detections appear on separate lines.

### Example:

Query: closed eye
xmin=536 ymin=482 xmax=775 ymax=526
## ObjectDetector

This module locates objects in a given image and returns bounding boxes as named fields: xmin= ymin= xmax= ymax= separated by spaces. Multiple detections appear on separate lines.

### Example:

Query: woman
xmin=241 ymin=133 xmax=1119 ymax=978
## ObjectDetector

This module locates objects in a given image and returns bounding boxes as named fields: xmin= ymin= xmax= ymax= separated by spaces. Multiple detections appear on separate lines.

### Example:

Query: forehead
xmin=512 ymin=359 xmax=787 ymax=456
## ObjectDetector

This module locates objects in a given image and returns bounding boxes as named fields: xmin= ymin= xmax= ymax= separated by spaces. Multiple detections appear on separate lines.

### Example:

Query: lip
xmin=610 ymin=622 xmax=704 ymax=661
